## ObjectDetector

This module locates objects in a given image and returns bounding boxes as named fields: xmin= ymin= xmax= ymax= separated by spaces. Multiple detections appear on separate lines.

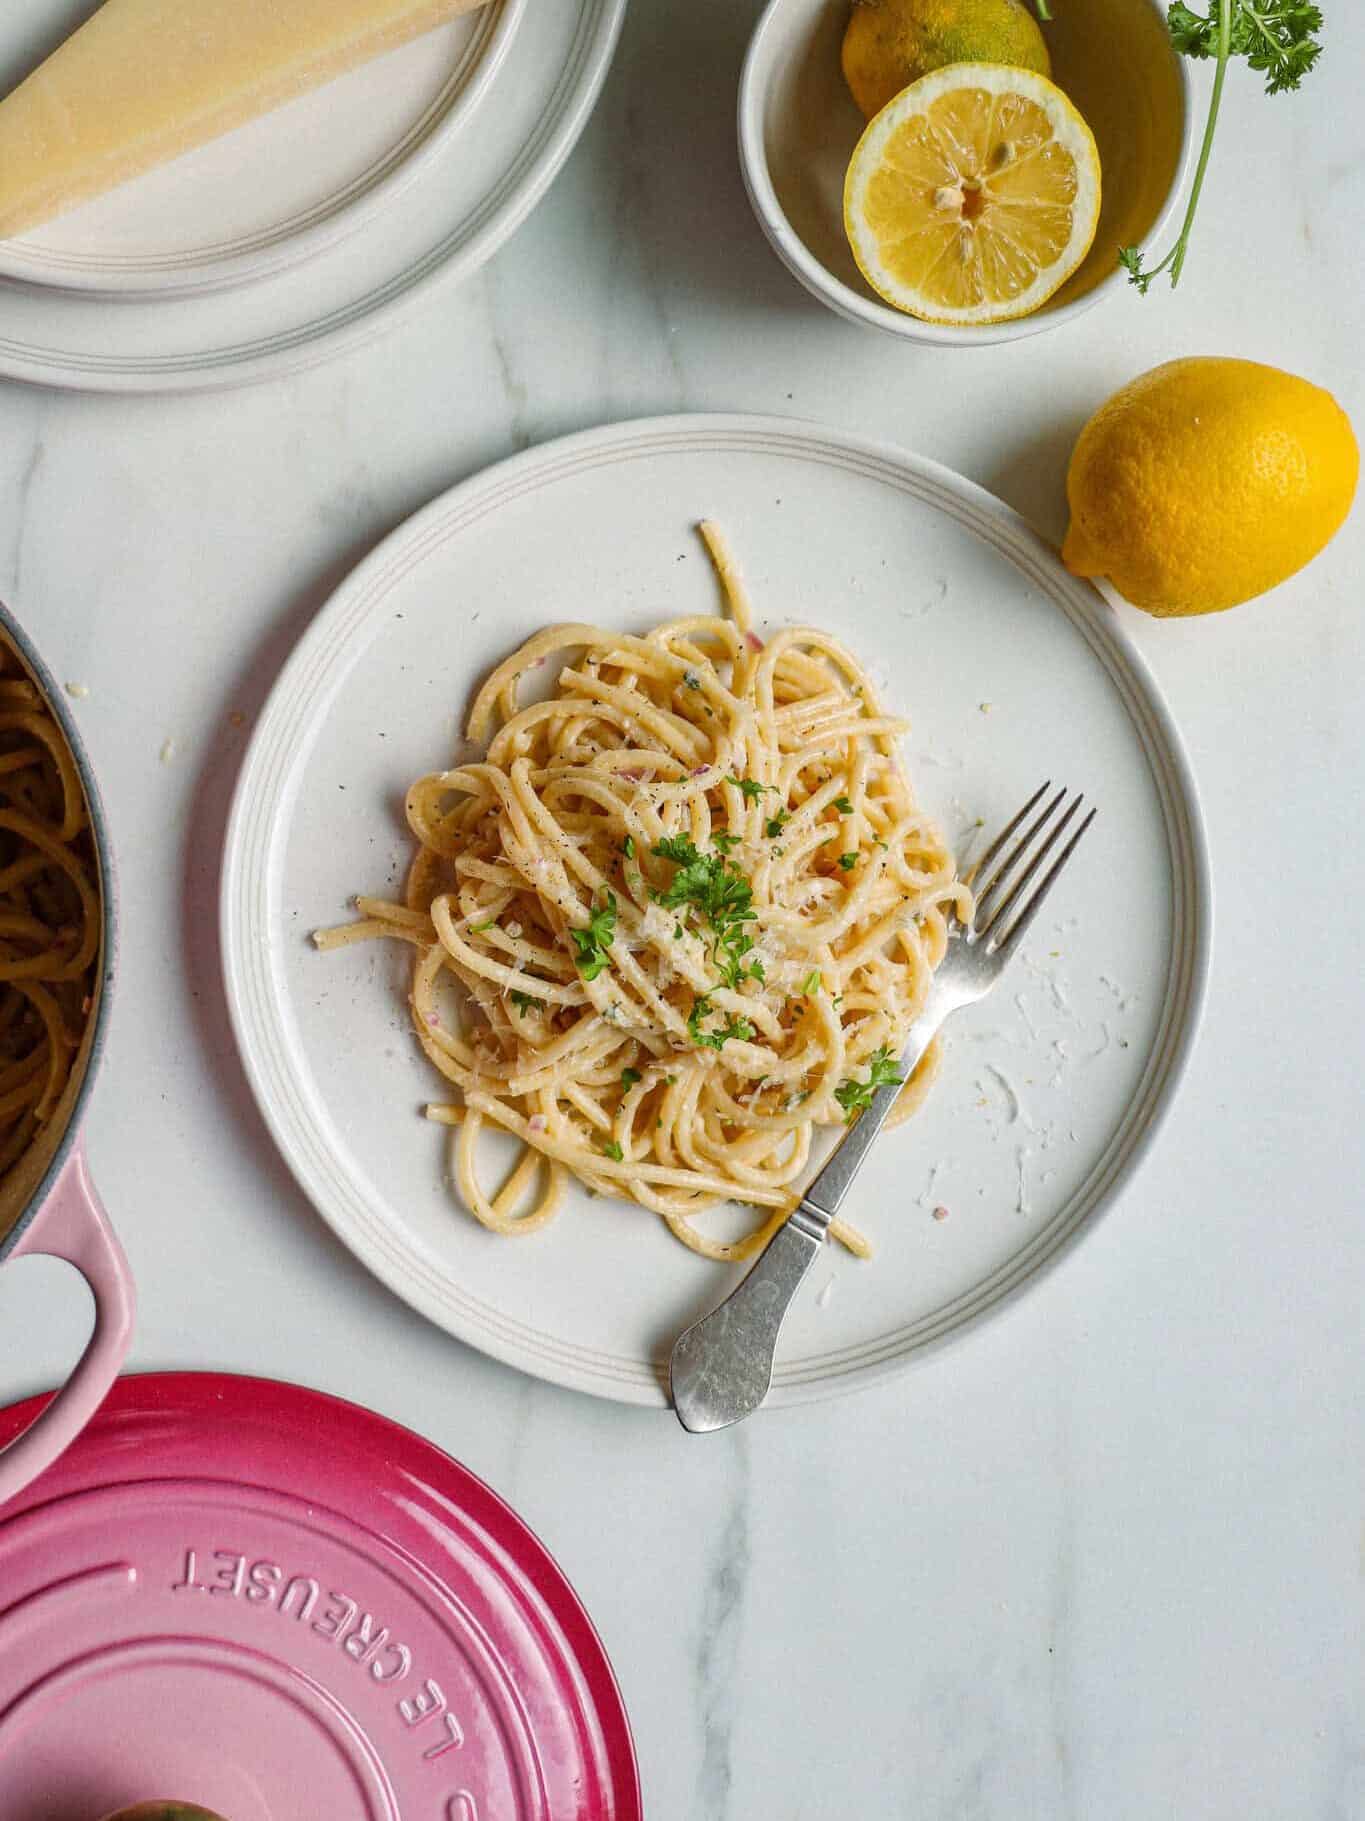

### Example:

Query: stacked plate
xmin=0 ymin=0 xmax=625 ymax=392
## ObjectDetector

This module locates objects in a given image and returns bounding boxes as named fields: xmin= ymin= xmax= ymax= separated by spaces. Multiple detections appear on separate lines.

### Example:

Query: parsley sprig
xmin=651 ymin=834 xmax=764 ymax=993
xmin=726 ymin=775 xmax=772 ymax=802
xmin=570 ymin=892 xmax=617 ymax=982
xmin=1121 ymin=0 xmax=1323 ymax=291
xmin=687 ymin=995 xmax=756 ymax=1051
xmin=833 ymin=1043 xmax=905 ymax=1122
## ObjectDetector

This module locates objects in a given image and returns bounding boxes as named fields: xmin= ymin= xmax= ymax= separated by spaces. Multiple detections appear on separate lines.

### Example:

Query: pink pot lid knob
xmin=97 ymin=1808 xmax=229 ymax=1820
xmin=0 ymin=1373 xmax=641 ymax=1821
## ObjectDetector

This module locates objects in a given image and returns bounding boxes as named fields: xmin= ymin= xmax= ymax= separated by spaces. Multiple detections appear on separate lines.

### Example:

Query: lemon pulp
xmin=844 ymin=63 xmax=1101 ymax=324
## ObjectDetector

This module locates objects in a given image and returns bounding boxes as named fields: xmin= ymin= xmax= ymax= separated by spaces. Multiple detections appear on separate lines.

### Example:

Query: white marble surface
xmin=2 ymin=2 xmax=1364 ymax=1814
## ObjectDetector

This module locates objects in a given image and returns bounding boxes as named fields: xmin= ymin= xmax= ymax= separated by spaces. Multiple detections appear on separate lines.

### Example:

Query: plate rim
xmin=0 ymin=1367 xmax=644 ymax=1820
xmin=0 ymin=0 xmax=526 ymax=298
xmin=220 ymin=410 xmax=1213 ymax=1410
xmin=0 ymin=0 xmax=626 ymax=393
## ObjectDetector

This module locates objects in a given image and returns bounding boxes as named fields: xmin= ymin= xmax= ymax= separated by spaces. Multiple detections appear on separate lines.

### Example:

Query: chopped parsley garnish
xmin=570 ymin=891 xmax=617 ymax=982
xmin=673 ymin=921 xmax=684 ymax=940
xmin=509 ymin=990 xmax=543 ymax=1016
xmin=727 ymin=776 xmax=771 ymax=802
xmin=834 ymin=796 xmax=854 ymax=815
xmin=622 ymin=834 xmax=635 ymax=859
xmin=651 ymin=834 xmax=762 ymax=990
xmin=620 ymin=1067 xmax=642 ymax=1090
xmin=765 ymin=809 xmax=789 ymax=839
xmin=838 ymin=852 xmax=858 ymax=872
xmin=653 ymin=832 xmax=703 ymax=866
xmin=470 ymin=917 xmax=497 ymax=932
xmin=601 ymin=1139 xmax=624 ymax=1162
xmin=800 ymin=969 xmax=822 ymax=995
xmin=683 ymin=670 xmax=702 ymax=690
xmin=687 ymin=995 xmax=756 ymax=1051
xmin=833 ymin=1044 xmax=904 ymax=1122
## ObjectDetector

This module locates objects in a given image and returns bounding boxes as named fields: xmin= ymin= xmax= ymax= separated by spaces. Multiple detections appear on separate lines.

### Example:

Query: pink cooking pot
xmin=0 ymin=599 xmax=134 ymax=1506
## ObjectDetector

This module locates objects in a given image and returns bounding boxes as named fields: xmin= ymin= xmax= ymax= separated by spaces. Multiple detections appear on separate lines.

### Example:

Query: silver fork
xmin=669 ymin=782 xmax=1097 ymax=1434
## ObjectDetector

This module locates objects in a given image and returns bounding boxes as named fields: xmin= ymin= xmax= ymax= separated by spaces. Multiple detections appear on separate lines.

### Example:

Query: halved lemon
xmin=843 ymin=63 xmax=1102 ymax=325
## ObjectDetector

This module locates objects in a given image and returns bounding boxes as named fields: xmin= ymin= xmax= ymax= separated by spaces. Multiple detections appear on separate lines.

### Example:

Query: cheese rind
xmin=0 ymin=0 xmax=490 ymax=237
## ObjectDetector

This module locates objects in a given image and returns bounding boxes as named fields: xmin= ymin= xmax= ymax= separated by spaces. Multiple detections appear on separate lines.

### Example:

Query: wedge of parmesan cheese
xmin=0 ymin=0 xmax=491 ymax=237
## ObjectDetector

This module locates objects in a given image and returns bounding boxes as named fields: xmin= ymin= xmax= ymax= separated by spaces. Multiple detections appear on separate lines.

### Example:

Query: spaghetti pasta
xmin=0 ymin=640 xmax=99 ymax=1184
xmin=316 ymin=526 xmax=970 ymax=1261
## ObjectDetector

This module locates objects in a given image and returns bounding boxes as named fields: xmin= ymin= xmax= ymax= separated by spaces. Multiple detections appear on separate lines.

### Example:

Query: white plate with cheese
xmin=0 ymin=0 xmax=525 ymax=297
xmin=0 ymin=0 xmax=625 ymax=389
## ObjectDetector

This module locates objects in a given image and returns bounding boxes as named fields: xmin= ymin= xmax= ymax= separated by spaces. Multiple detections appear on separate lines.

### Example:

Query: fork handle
xmin=800 ymin=1005 xmax=943 ymax=1223
xmin=669 ymin=1004 xmax=946 ymax=1433
xmin=670 ymin=1206 xmax=827 ymax=1433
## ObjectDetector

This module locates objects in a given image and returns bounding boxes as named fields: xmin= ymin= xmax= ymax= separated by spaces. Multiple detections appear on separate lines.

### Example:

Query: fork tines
xmin=968 ymin=782 xmax=1096 ymax=955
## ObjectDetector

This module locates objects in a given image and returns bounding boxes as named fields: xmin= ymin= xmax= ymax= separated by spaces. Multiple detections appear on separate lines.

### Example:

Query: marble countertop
xmin=2 ymin=2 xmax=1363 ymax=1814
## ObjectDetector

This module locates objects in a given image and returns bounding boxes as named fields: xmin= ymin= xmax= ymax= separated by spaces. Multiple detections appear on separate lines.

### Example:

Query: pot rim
xmin=0 ymin=599 xmax=117 ymax=1259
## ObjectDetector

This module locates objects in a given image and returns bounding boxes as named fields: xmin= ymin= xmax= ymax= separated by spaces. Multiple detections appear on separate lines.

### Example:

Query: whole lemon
xmin=1063 ymin=358 xmax=1358 ymax=617
xmin=842 ymin=0 xmax=1051 ymax=120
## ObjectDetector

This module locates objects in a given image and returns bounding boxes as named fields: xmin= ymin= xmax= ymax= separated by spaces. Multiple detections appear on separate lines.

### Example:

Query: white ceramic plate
xmin=0 ymin=0 xmax=623 ymax=388
xmin=223 ymin=414 xmax=1210 ymax=1409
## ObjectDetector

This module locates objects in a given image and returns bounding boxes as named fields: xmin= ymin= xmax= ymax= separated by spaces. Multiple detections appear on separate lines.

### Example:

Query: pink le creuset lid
xmin=0 ymin=1372 xmax=641 ymax=1821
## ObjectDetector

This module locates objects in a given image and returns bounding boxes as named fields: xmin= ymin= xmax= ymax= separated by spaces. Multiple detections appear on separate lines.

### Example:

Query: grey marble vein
xmin=1046 ymin=1374 xmax=1079 ymax=1821
xmin=7 ymin=431 xmax=45 ymax=602
xmin=588 ymin=91 xmax=690 ymax=417
xmin=499 ymin=1366 xmax=539 ymax=1502
xmin=482 ymin=262 xmax=533 ymax=454
xmin=693 ymin=1431 xmax=751 ymax=1820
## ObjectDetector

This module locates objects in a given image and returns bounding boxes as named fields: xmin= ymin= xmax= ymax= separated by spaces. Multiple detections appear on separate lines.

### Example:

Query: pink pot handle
xmin=0 ymin=1141 xmax=135 ymax=1507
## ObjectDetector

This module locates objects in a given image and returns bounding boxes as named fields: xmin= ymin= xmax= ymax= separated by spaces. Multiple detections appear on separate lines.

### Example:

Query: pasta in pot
xmin=0 ymin=642 xmax=99 ymax=1185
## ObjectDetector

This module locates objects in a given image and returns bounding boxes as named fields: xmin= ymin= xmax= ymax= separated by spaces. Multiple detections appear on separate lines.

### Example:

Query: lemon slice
xmin=843 ymin=63 xmax=1102 ymax=325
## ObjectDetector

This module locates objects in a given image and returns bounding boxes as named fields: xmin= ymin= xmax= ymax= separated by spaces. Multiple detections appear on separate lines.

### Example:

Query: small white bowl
xmin=739 ymin=0 xmax=1195 ymax=346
